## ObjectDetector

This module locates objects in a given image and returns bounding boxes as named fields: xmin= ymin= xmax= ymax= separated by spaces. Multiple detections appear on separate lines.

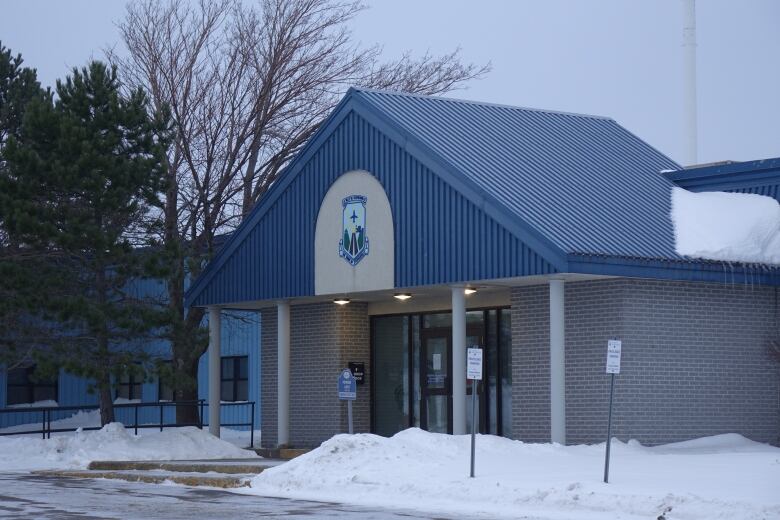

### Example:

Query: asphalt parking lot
xmin=0 ymin=472 xmax=471 ymax=520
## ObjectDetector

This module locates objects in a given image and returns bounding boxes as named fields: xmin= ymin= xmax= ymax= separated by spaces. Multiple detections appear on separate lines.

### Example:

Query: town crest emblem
xmin=338 ymin=195 xmax=369 ymax=266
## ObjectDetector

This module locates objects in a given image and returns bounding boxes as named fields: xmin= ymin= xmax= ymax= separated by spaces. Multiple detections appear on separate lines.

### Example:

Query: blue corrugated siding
xmin=198 ymin=310 xmax=261 ymax=430
xmin=58 ymin=371 xmax=99 ymax=407
xmin=192 ymin=110 xmax=556 ymax=306
xmin=0 ymin=310 xmax=260 ymax=431
xmin=729 ymin=184 xmax=780 ymax=200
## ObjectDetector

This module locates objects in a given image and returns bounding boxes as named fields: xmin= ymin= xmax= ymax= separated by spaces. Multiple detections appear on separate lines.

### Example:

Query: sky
xmin=0 ymin=0 xmax=777 ymax=166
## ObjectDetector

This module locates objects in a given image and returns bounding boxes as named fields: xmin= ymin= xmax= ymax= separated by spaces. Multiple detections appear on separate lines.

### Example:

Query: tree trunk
xmin=95 ymin=257 xmax=115 ymax=427
xmin=98 ymin=374 xmax=115 ymax=426
xmin=174 ymin=357 xmax=202 ymax=426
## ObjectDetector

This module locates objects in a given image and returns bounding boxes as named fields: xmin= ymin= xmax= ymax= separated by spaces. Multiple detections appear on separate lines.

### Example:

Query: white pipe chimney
xmin=682 ymin=0 xmax=698 ymax=166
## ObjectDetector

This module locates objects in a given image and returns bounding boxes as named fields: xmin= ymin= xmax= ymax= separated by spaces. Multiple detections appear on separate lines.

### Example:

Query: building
xmin=185 ymin=88 xmax=780 ymax=448
xmin=0 ymin=281 xmax=261 ymax=432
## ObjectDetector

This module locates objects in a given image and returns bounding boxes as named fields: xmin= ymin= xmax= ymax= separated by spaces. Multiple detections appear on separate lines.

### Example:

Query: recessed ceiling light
xmin=394 ymin=293 xmax=412 ymax=301
xmin=464 ymin=288 xmax=477 ymax=295
xmin=333 ymin=297 xmax=350 ymax=305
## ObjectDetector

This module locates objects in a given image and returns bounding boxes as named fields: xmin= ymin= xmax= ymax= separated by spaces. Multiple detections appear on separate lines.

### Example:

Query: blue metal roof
xmin=186 ymin=89 xmax=779 ymax=307
xmin=664 ymin=157 xmax=780 ymax=201
xmin=355 ymin=89 xmax=682 ymax=259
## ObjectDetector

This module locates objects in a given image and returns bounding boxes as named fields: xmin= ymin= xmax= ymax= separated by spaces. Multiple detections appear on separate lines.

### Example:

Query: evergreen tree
xmin=0 ymin=61 xmax=171 ymax=424
xmin=0 ymin=43 xmax=52 ymax=374
xmin=0 ymin=41 xmax=46 ymax=150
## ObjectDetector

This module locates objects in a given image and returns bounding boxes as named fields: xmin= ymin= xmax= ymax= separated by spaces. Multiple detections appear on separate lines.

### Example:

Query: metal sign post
xmin=337 ymin=368 xmax=357 ymax=434
xmin=467 ymin=347 xmax=483 ymax=478
xmin=604 ymin=339 xmax=622 ymax=483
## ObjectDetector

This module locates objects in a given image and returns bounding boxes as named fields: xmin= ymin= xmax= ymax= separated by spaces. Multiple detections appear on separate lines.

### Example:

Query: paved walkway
xmin=0 ymin=472 xmax=480 ymax=520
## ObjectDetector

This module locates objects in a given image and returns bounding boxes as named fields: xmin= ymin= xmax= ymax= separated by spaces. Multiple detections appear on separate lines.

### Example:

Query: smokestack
xmin=682 ymin=0 xmax=698 ymax=165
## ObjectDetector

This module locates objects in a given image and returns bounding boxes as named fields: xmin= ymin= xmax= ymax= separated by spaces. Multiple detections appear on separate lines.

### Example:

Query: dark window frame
xmin=115 ymin=371 xmax=143 ymax=401
xmin=6 ymin=365 xmax=59 ymax=406
xmin=220 ymin=356 xmax=249 ymax=402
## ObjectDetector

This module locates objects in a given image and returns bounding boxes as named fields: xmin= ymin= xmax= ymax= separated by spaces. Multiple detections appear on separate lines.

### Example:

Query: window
xmin=221 ymin=356 xmax=248 ymax=402
xmin=115 ymin=372 xmax=142 ymax=401
xmin=7 ymin=366 xmax=58 ymax=406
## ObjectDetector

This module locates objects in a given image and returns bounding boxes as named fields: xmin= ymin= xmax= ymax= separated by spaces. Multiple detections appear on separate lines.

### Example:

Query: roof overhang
xmin=568 ymin=254 xmax=780 ymax=286
xmin=664 ymin=157 xmax=780 ymax=193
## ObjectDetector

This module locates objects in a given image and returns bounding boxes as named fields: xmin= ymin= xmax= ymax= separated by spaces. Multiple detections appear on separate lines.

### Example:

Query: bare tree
xmin=110 ymin=0 xmax=489 ymax=422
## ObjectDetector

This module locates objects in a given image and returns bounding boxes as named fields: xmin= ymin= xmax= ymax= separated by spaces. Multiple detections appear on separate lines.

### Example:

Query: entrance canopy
xmin=186 ymin=89 xmax=779 ymax=309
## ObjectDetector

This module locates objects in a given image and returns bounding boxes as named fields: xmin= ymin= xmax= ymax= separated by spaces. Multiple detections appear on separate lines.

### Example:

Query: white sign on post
xmin=606 ymin=339 xmax=622 ymax=374
xmin=467 ymin=347 xmax=483 ymax=380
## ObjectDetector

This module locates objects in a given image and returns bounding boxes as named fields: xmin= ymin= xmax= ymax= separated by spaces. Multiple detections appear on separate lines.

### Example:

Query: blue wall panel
xmin=1 ymin=310 xmax=261 ymax=431
xmin=197 ymin=310 xmax=261 ymax=431
xmin=728 ymin=184 xmax=780 ymax=201
xmin=192 ymin=110 xmax=556 ymax=306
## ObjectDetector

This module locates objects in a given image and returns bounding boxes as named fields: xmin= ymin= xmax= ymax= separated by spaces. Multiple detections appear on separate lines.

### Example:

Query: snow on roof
xmin=671 ymin=187 xmax=780 ymax=265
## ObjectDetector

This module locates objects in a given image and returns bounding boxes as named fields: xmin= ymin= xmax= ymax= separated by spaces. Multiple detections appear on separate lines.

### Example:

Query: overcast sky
xmin=1 ymin=0 xmax=777 ymax=166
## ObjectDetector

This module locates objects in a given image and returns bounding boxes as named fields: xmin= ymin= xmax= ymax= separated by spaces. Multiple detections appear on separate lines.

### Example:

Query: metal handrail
xmin=0 ymin=400 xmax=256 ymax=447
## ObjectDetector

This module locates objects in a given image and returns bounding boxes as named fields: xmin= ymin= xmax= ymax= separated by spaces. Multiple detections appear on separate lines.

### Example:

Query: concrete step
xmin=251 ymin=447 xmax=310 ymax=459
xmin=87 ymin=458 xmax=281 ymax=474
xmin=34 ymin=469 xmax=252 ymax=488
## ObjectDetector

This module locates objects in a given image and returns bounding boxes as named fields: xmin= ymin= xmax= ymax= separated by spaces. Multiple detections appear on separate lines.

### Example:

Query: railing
xmin=0 ymin=400 xmax=255 ymax=447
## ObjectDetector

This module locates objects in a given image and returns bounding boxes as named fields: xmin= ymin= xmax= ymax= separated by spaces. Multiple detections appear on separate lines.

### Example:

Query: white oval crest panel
xmin=314 ymin=171 xmax=394 ymax=295
xmin=338 ymin=195 xmax=369 ymax=266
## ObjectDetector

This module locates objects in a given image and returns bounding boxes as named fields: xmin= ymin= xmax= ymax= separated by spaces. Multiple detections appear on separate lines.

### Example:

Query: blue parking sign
xmin=338 ymin=368 xmax=357 ymax=400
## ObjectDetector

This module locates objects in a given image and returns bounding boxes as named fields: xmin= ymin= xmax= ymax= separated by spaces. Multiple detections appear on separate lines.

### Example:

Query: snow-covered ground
xmin=0 ymin=409 xmax=260 ymax=448
xmin=671 ymin=186 xmax=780 ymax=264
xmin=244 ymin=429 xmax=780 ymax=520
xmin=0 ymin=423 xmax=257 ymax=471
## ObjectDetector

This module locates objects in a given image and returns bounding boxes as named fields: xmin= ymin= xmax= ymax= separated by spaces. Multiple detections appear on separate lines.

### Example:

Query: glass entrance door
xmin=372 ymin=309 xmax=511 ymax=438
xmin=420 ymin=330 xmax=451 ymax=433
xmin=419 ymin=323 xmax=485 ymax=434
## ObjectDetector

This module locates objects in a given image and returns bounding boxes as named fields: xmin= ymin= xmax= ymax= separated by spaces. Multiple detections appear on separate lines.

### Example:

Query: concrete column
xmin=208 ymin=306 xmax=221 ymax=437
xmin=277 ymin=301 xmax=290 ymax=447
xmin=451 ymin=286 xmax=466 ymax=435
xmin=549 ymin=279 xmax=566 ymax=444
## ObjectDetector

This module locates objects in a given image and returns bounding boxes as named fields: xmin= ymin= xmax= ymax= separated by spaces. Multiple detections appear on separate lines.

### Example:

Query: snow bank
xmin=671 ymin=187 xmax=780 ymax=264
xmin=245 ymin=429 xmax=780 ymax=520
xmin=0 ymin=423 xmax=256 ymax=471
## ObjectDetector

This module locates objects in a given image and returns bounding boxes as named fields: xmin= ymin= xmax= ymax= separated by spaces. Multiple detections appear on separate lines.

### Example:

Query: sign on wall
xmin=314 ymin=170 xmax=394 ymax=295
xmin=348 ymin=362 xmax=365 ymax=385
xmin=338 ymin=195 xmax=369 ymax=266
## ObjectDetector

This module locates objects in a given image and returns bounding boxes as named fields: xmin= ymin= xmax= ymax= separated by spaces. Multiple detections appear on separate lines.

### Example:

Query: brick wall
xmin=261 ymin=302 xmax=370 ymax=448
xmin=512 ymin=279 xmax=779 ymax=445
xmin=260 ymin=307 xmax=277 ymax=447
xmin=511 ymin=284 xmax=551 ymax=442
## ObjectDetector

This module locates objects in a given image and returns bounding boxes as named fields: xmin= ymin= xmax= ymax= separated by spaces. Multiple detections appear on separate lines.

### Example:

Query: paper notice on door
xmin=432 ymin=353 xmax=442 ymax=371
